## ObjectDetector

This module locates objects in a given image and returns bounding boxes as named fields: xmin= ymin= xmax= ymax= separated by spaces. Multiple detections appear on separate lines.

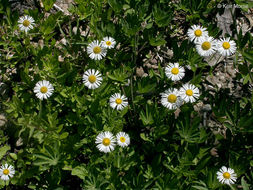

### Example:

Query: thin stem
xmin=76 ymin=17 xmax=80 ymax=36
xmin=53 ymin=4 xmax=64 ymax=13
xmin=39 ymin=100 xmax=42 ymax=117
xmin=224 ymin=56 xmax=227 ymax=73
xmin=130 ymin=74 xmax=135 ymax=113
xmin=121 ymin=85 xmax=134 ymax=119
xmin=70 ymin=42 xmax=87 ymax=45
xmin=130 ymin=33 xmax=139 ymax=113
xmin=210 ymin=54 xmax=223 ymax=75
xmin=137 ymin=41 xmax=147 ymax=54
xmin=209 ymin=51 xmax=217 ymax=62
xmin=229 ymin=184 xmax=236 ymax=190
xmin=245 ymin=60 xmax=253 ymax=84
xmin=214 ymin=54 xmax=223 ymax=66
xmin=105 ymin=154 xmax=111 ymax=178
xmin=57 ymin=21 xmax=69 ymax=48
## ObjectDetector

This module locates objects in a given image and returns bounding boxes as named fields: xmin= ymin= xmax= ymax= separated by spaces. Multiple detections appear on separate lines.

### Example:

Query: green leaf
xmin=108 ymin=0 xmax=123 ymax=12
xmin=137 ymin=78 xmax=156 ymax=94
xmin=177 ymin=116 xmax=201 ymax=143
xmin=121 ymin=14 xmax=141 ymax=36
xmin=234 ymin=0 xmax=253 ymax=12
xmin=241 ymin=176 xmax=250 ymax=190
xmin=192 ymin=186 xmax=208 ymax=190
xmin=140 ymin=133 xmax=152 ymax=142
xmin=0 ymin=145 xmax=10 ymax=160
xmin=73 ymin=2 xmax=94 ymax=20
xmin=41 ymin=0 xmax=57 ymax=11
xmin=40 ymin=12 xmax=62 ymax=35
xmin=139 ymin=105 xmax=154 ymax=125
xmin=33 ymin=144 xmax=60 ymax=166
xmin=60 ymin=132 xmax=69 ymax=139
xmin=242 ymin=51 xmax=253 ymax=64
xmin=107 ymin=69 xmax=129 ymax=83
xmin=9 ymin=153 xmax=17 ymax=160
xmin=152 ymin=4 xmax=172 ymax=27
xmin=149 ymin=35 xmax=166 ymax=46
xmin=243 ymin=74 xmax=250 ymax=85
xmin=71 ymin=165 xmax=88 ymax=180
xmin=238 ymin=114 xmax=253 ymax=132
xmin=238 ymin=63 xmax=249 ymax=75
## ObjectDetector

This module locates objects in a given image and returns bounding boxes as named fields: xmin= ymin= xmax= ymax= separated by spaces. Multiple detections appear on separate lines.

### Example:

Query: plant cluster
xmin=0 ymin=0 xmax=253 ymax=189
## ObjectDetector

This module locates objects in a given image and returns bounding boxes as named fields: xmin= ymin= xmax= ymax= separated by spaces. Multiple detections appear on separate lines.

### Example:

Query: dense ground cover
xmin=0 ymin=0 xmax=253 ymax=189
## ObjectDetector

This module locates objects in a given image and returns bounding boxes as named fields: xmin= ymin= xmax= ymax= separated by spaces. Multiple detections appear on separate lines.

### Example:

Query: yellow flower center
xmin=106 ymin=41 xmax=112 ymax=46
xmin=171 ymin=67 xmax=179 ymax=75
xmin=88 ymin=75 xmax=97 ymax=83
xmin=120 ymin=137 xmax=126 ymax=143
xmin=167 ymin=94 xmax=177 ymax=103
xmin=115 ymin=98 xmax=122 ymax=105
xmin=222 ymin=42 xmax=230 ymax=49
xmin=93 ymin=46 xmax=102 ymax=54
xmin=3 ymin=169 xmax=9 ymax=175
xmin=223 ymin=172 xmax=231 ymax=179
xmin=201 ymin=41 xmax=211 ymax=50
xmin=23 ymin=20 xmax=30 ymax=27
xmin=186 ymin=89 xmax=193 ymax=96
xmin=194 ymin=29 xmax=202 ymax=37
xmin=40 ymin=86 xmax=48 ymax=94
xmin=102 ymin=138 xmax=111 ymax=146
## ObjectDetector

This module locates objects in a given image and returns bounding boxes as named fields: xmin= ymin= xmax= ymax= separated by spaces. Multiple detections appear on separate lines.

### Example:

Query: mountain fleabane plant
xmin=87 ymin=40 xmax=107 ymax=60
xmin=101 ymin=37 xmax=116 ymax=49
xmin=165 ymin=63 xmax=185 ymax=81
xmin=18 ymin=15 xmax=35 ymax=33
xmin=109 ymin=93 xmax=128 ymax=110
xmin=116 ymin=132 xmax=130 ymax=147
xmin=82 ymin=69 xmax=103 ymax=89
xmin=187 ymin=25 xmax=209 ymax=43
xmin=217 ymin=166 xmax=237 ymax=185
xmin=34 ymin=80 xmax=54 ymax=100
xmin=160 ymin=89 xmax=182 ymax=109
xmin=95 ymin=131 xmax=116 ymax=153
xmin=196 ymin=36 xmax=217 ymax=57
xmin=0 ymin=164 xmax=15 ymax=181
xmin=217 ymin=38 xmax=237 ymax=57
xmin=179 ymin=83 xmax=200 ymax=103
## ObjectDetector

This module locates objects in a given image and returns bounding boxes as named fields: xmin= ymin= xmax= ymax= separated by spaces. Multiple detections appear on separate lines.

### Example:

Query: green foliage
xmin=0 ymin=145 xmax=10 ymax=160
xmin=41 ymin=0 xmax=57 ymax=11
xmin=0 ymin=0 xmax=252 ymax=189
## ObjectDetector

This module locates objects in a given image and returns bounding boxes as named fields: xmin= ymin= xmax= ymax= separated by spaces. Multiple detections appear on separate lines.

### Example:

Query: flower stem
xmin=210 ymin=54 xmax=223 ymax=75
xmin=245 ymin=60 xmax=253 ymax=84
xmin=39 ymin=100 xmax=42 ymax=117
xmin=130 ymin=33 xmax=139 ymax=113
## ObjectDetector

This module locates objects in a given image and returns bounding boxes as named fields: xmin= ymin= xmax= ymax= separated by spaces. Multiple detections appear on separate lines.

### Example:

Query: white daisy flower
xmin=217 ymin=166 xmax=237 ymax=185
xmin=179 ymin=83 xmax=200 ymax=103
xmin=217 ymin=38 xmax=237 ymax=57
xmin=109 ymin=93 xmax=128 ymax=110
xmin=187 ymin=25 xmax=209 ymax=43
xmin=196 ymin=36 xmax=217 ymax=57
xmin=87 ymin=40 xmax=107 ymax=60
xmin=160 ymin=89 xmax=183 ymax=109
xmin=95 ymin=131 xmax=116 ymax=153
xmin=82 ymin=69 xmax=103 ymax=89
xmin=165 ymin=63 xmax=185 ymax=81
xmin=101 ymin=37 xmax=116 ymax=49
xmin=18 ymin=15 xmax=35 ymax=33
xmin=0 ymin=164 xmax=15 ymax=181
xmin=34 ymin=80 xmax=54 ymax=100
xmin=116 ymin=132 xmax=130 ymax=147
